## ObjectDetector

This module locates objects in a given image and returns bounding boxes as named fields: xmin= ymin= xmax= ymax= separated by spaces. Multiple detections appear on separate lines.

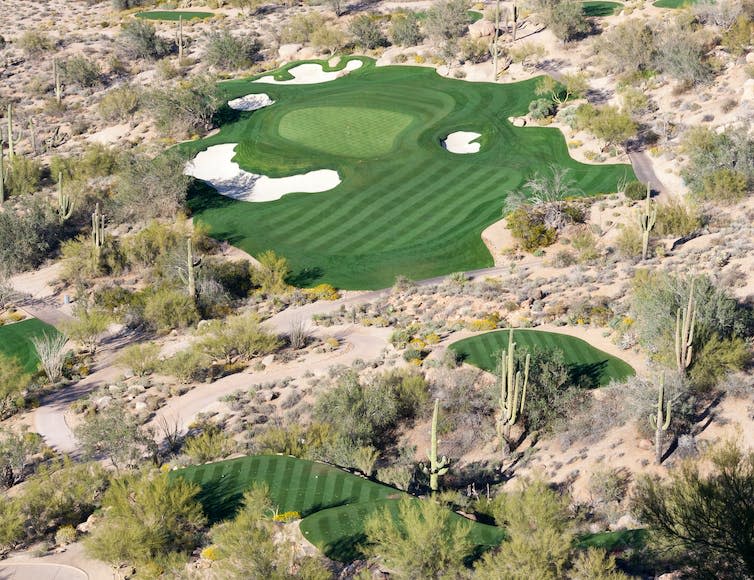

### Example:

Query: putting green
xmin=278 ymin=106 xmax=414 ymax=158
xmin=0 ymin=318 xmax=61 ymax=374
xmin=581 ymin=1 xmax=623 ymax=16
xmin=184 ymin=57 xmax=633 ymax=290
xmin=450 ymin=329 xmax=635 ymax=386
xmin=171 ymin=454 xmax=503 ymax=561
xmin=135 ymin=10 xmax=213 ymax=21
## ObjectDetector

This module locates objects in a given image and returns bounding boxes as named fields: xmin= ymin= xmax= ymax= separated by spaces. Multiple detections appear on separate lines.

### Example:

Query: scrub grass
xmin=135 ymin=10 xmax=213 ymax=21
xmin=0 ymin=318 xmax=61 ymax=373
xmin=185 ymin=57 xmax=633 ymax=290
xmin=449 ymin=329 xmax=635 ymax=386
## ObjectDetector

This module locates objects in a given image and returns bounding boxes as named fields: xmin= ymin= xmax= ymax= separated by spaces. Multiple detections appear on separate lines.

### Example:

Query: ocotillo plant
xmin=6 ymin=103 xmax=14 ymax=159
xmin=0 ymin=140 xmax=4 ymax=204
xmin=651 ymin=374 xmax=672 ymax=464
xmin=92 ymin=202 xmax=105 ymax=256
xmin=57 ymin=172 xmax=73 ymax=223
xmin=675 ymin=279 xmax=696 ymax=376
xmin=177 ymin=16 xmax=184 ymax=61
xmin=421 ymin=399 xmax=450 ymax=492
xmin=28 ymin=119 xmax=37 ymax=155
xmin=638 ymin=184 xmax=656 ymax=261
xmin=53 ymin=58 xmax=62 ymax=103
xmin=496 ymin=330 xmax=530 ymax=447
xmin=511 ymin=3 xmax=518 ymax=41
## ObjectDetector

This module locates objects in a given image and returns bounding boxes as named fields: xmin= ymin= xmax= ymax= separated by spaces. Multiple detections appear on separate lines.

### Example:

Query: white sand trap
xmin=443 ymin=131 xmax=481 ymax=154
xmin=228 ymin=93 xmax=274 ymax=111
xmin=185 ymin=143 xmax=340 ymax=202
xmin=253 ymin=60 xmax=363 ymax=85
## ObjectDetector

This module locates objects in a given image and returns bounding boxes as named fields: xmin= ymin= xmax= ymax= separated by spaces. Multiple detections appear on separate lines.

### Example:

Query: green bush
xmin=700 ymin=168 xmax=748 ymax=204
xmin=196 ymin=313 xmax=281 ymax=363
xmin=143 ymin=288 xmax=199 ymax=332
xmin=614 ymin=224 xmax=643 ymax=258
xmin=528 ymin=98 xmax=555 ymax=120
xmin=459 ymin=37 xmax=489 ymax=64
xmin=543 ymin=1 xmax=588 ymax=43
xmin=5 ymin=155 xmax=42 ymax=196
xmin=0 ymin=197 xmax=60 ymax=275
xmin=118 ymin=20 xmax=174 ymax=60
xmin=161 ymin=348 xmax=209 ymax=383
xmin=118 ymin=342 xmax=161 ymax=376
xmin=280 ymin=13 xmax=326 ymax=44
xmin=506 ymin=207 xmax=557 ymax=252
xmin=184 ymin=428 xmax=236 ymax=464
xmin=623 ymin=180 xmax=647 ymax=201
xmin=143 ymin=75 xmax=221 ymax=137
xmin=348 ymin=14 xmax=387 ymax=49
xmin=18 ymin=31 xmax=53 ymax=57
xmin=61 ymin=56 xmax=102 ymax=88
xmin=204 ymin=30 xmax=261 ymax=70
xmin=389 ymin=12 xmax=423 ymax=47
xmin=654 ymin=200 xmax=702 ymax=237
xmin=99 ymin=85 xmax=140 ymax=121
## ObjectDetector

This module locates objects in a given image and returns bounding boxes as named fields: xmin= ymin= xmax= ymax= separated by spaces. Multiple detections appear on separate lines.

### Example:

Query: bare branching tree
xmin=288 ymin=317 xmax=310 ymax=350
xmin=504 ymin=165 xmax=583 ymax=229
xmin=30 ymin=332 xmax=68 ymax=384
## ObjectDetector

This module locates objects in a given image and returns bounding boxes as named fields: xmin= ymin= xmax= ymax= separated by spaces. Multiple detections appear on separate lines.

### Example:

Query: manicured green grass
xmin=581 ymin=1 xmax=623 ymax=16
xmin=0 ymin=318 xmax=60 ymax=374
xmin=135 ymin=10 xmax=213 ymax=21
xmin=414 ymin=10 xmax=483 ymax=22
xmin=653 ymin=0 xmax=697 ymax=7
xmin=449 ymin=329 xmax=635 ymax=386
xmin=185 ymin=57 xmax=633 ymax=290
xmin=171 ymin=454 xmax=503 ymax=561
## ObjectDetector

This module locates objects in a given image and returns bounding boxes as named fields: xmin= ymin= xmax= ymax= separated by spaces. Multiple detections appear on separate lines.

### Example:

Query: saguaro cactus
xmin=0 ymin=140 xmax=4 ymax=204
xmin=57 ymin=172 xmax=73 ymax=223
xmin=6 ymin=103 xmax=14 ymax=159
xmin=511 ymin=3 xmax=518 ymax=42
xmin=53 ymin=58 xmax=62 ymax=103
xmin=92 ymin=202 xmax=105 ymax=253
xmin=675 ymin=279 xmax=696 ymax=376
xmin=421 ymin=399 xmax=450 ymax=492
xmin=651 ymin=374 xmax=672 ymax=464
xmin=183 ymin=236 xmax=202 ymax=300
xmin=638 ymin=184 xmax=656 ymax=261
xmin=496 ymin=330 xmax=530 ymax=447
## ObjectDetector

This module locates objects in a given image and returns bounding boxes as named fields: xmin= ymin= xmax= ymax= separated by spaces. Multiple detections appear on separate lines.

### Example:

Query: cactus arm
xmin=519 ymin=353 xmax=530 ymax=414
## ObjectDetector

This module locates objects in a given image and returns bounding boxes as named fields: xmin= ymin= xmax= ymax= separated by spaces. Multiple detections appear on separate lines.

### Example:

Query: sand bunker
xmin=443 ymin=131 xmax=481 ymax=154
xmin=185 ymin=143 xmax=340 ymax=202
xmin=254 ymin=60 xmax=363 ymax=85
xmin=228 ymin=93 xmax=274 ymax=111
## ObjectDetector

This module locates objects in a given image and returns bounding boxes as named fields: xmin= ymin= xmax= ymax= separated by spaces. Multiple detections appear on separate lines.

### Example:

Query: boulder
xmin=746 ymin=52 xmax=754 ymax=64
xmin=469 ymin=19 xmax=496 ymax=38
xmin=611 ymin=513 xmax=641 ymax=531
xmin=637 ymin=438 xmax=653 ymax=450
xmin=742 ymin=78 xmax=754 ymax=101
xmin=278 ymin=43 xmax=302 ymax=60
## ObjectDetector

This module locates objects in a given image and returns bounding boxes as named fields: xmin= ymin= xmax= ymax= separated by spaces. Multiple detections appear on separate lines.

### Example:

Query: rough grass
xmin=0 ymin=318 xmax=60 ymax=373
xmin=581 ymin=1 xmax=623 ymax=16
xmin=170 ymin=454 xmax=503 ymax=561
xmin=449 ymin=329 xmax=635 ymax=386
xmin=135 ymin=10 xmax=213 ymax=21
xmin=184 ymin=57 xmax=633 ymax=290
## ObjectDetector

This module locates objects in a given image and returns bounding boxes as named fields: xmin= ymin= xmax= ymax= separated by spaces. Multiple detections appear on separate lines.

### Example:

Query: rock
xmin=95 ymin=395 xmax=112 ymax=409
xmin=637 ymin=438 xmax=653 ymax=450
xmin=611 ymin=513 xmax=641 ymax=531
xmin=76 ymin=513 xmax=98 ymax=534
xmin=278 ymin=43 xmax=302 ymax=60
xmin=509 ymin=116 xmax=527 ymax=127
xmin=746 ymin=52 xmax=754 ymax=64
xmin=261 ymin=354 xmax=275 ymax=366
xmin=742 ymin=79 xmax=754 ymax=101
xmin=469 ymin=19 xmax=496 ymax=38
xmin=134 ymin=401 xmax=148 ymax=412
xmin=256 ymin=390 xmax=279 ymax=402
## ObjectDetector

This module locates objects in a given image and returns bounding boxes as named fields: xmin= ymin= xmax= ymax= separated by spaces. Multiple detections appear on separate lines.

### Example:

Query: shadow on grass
xmin=569 ymin=359 xmax=609 ymax=388
xmin=195 ymin=474 xmax=245 ymax=524
xmin=287 ymin=266 xmax=324 ymax=287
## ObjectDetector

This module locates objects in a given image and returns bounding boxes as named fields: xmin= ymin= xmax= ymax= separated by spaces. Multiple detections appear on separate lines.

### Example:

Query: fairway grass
xmin=653 ymin=0 xmax=696 ymax=7
xmin=185 ymin=57 xmax=633 ymax=290
xmin=581 ymin=1 xmax=623 ymax=16
xmin=0 ymin=318 xmax=61 ymax=373
xmin=135 ymin=10 xmax=213 ymax=21
xmin=450 ymin=329 xmax=635 ymax=386
xmin=171 ymin=454 xmax=503 ymax=561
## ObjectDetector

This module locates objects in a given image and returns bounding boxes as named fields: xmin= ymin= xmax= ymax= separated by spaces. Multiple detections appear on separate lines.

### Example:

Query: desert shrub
xmin=528 ymin=98 xmax=555 ymax=120
xmin=310 ymin=25 xmax=347 ymax=55
xmin=654 ymin=21 xmax=713 ymax=86
xmin=0 ymin=427 xmax=39 ymax=486
xmin=459 ymin=37 xmax=489 ymax=64
xmin=55 ymin=525 xmax=77 ymax=546
xmin=424 ymin=0 xmax=469 ymax=44
xmin=202 ymin=258 xmax=252 ymax=299
xmin=349 ymin=14 xmax=387 ymax=49
xmin=570 ymin=228 xmax=600 ymax=262
xmin=161 ymin=348 xmax=209 ymax=383
xmin=623 ymin=180 xmax=647 ymax=201
xmin=303 ymin=283 xmax=340 ymax=301
xmin=389 ymin=12 xmax=423 ymax=46
xmin=112 ymin=0 xmax=149 ymax=8
xmin=543 ymin=1 xmax=589 ymax=43
xmin=144 ymin=75 xmax=221 ymax=136
xmin=654 ymin=200 xmax=702 ymax=237
xmin=688 ymin=334 xmax=751 ymax=392
xmin=18 ymin=31 xmax=53 ymax=57
xmin=682 ymin=127 xmax=753 ymax=202
xmin=509 ymin=42 xmax=546 ymax=68
xmin=594 ymin=19 xmax=656 ymax=75
xmin=61 ymin=56 xmax=102 ymax=88
xmin=280 ymin=13 xmax=326 ymax=44
xmin=143 ymin=288 xmax=199 ymax=333
xmin=5 ymin=155 xmax=42 ymax=197
xmin=251 ymin=250 xmax=290 ymax=295
xmin=184 ymin=428 xmax=236 ymax=464
xmin=0 ymin=499 xmax=24 ymax=549
xmin=196 ymin=313 xmax=281 ymax=363
xmin=114 ymin=151 xmax=191 ymax=221
xmin=506 ymin=207 xmax=557 ymax=252
xmin=0 ymin=197 xmax=61 ymax=275
xmin=121 ymin=219 xmax=191 ymax=269
xmin=118 ymin=342 xmax=161 ymax=376
xmin=722 ymin=15 xmax=753 ymax=56
xmin=99 ymin=85 xmax=141 ymax=121
xmin=204 ymin=30 xmax=261 ymax=70
xmin=587 ymin=106 xmax=637 ymax=150
xmin=614 ymin=224 xmax=643 ymax=258
xmin=588 ymin=467 xmax=630 ymax=505
xmin=85 ymin=469 xmax=205 ymax=568
xmin=118 ymin=20 xmax=174 ymax=60
xmin=52 ymin=144 xmax=120 ymax=183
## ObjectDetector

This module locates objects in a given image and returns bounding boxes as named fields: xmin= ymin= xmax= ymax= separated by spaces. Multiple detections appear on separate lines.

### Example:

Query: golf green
xmin=449 ymin=329 xmax=635 ymax=386
xmin=581 ymin=1 xmax=623 ymax=16
xmin=0 ymin=318 xmax=61 ymax=374
xmin=171 ymin=454 xmax=503 ymax=561
xmin=652 ymin=0 xmax=696 ymax=6
xmin=185 ymin=57 xmax=633 ymax=290
xmin=135 ymin=10 xmax=213 ymax=21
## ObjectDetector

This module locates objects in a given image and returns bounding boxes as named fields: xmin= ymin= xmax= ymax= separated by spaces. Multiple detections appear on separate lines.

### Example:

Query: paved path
xmin=628 ymin=150 xmax=668 ymax=195
xmin=0 ymin=563 xmax=88 ymax=580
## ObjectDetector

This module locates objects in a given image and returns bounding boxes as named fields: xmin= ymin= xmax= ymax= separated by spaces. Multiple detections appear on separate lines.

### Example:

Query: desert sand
xmin=253 ymin=60 xmax=363 ymax=84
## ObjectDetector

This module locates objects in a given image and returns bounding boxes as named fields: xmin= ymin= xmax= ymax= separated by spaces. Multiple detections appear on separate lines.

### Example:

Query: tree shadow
xmin=568 ymin=359 xmax=609 ymax=388
xmin=287 ymin=266 xmax=324 ymax=287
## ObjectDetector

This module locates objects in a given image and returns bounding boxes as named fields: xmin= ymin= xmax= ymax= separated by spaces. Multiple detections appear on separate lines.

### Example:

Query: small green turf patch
xmin=0 ymin=318 xmax=61 ymax=374
xmin=135 ymin=10 xmax=213 ymax=21
xmin=582 ymin=1 xmax=623 ymax=16
xmin=449 ymin=329 xmax=635 ymax=386
xmin=653 ymin=0 xmax=697 ymax=7
xmin=278 ymin=106 xmax=414 ymax=158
